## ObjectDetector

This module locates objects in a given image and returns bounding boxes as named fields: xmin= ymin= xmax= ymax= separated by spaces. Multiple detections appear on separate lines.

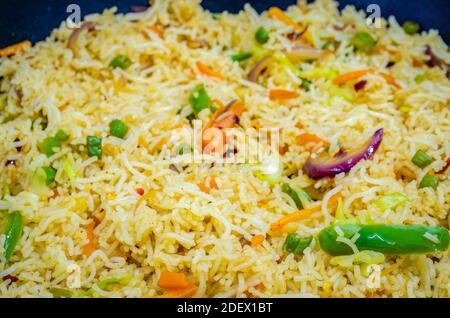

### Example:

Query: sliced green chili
xmin=283 ymin=233 xmax=313 ymax=255
xmin=3 ymin=211 xmax=23 ymax=262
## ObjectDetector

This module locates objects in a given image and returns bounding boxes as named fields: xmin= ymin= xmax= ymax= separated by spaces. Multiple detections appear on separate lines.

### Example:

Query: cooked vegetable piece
xmin=303 ymin=129 xmax=383 ymax=179
xmin=109 ymin=119 xmax=129 ymax=138
xmin=300 ymin=78 xmax=312 ymax=91
xmin=177 ymin=143 xmax=191 ymax=155
xmin=251 ymin=234 xmax=265 ymax=247
xmin=196 ymin=61 xmax=223 ymax=79
xmin=411 ymin=150 xmax=433 ymax=168
xmin=50 ymin=288 xmax=73 ymax=298
xmin=269 ymin=89 xmax=299 ymax=100
xmin=419 ymin=174 xmax=439 ymax=190
xmin=253 ymin=153 xmax=283 ymax=185
xmin=76 ymin=274 xmax=133 ymax=298
xmin=0 ymin=40 xmax=31 ymax=57
xmin=414 ymin=74 xmax=426 ymax=84
xmin=318 ymin=224 xmax=449 ymax=256
xmin=0 ymin=93 xmax=7 ymax=110
xmin=402 ymin=20 xmax=421 ymax=35
xmin=55 ymin=129 xmax=69 ymax=142
xmin=231 ymin=52 xmax=252 ymax=62
xmin=110 ymin=55 xmax=132 ymax=69
xmin=281 ymin=183 xmax=310 ymax=209
xmin=30 ymin=168 xmax=50 ymax=196
xmin=330 ymin=250 xmax=385 ymax=268
xmin=86 ymin=136 xmax=102 ymax=159
xmin=248 ymin=56 xmax=272 ymax=82
xmin=42 ymin=167 xmax=56 ymax=185
xmin=38 ymin=130 xmax=69 ymax=157
xmin=283 ymin=233 xmax=313 ymax=255
xmin=351 ymin=32 xmax=376 ymax=53
xmin=189 ymin=84 xmax=211 ymax=115
xmin=2 ymin=211 xmax=23 ymax=262
xmin=158 ymin=272 xmax=191 ymax=289
xmin=255 ymin=27 xmax=269 ymax=44
xmin=375 ymin=192 xmax=409 ymax=211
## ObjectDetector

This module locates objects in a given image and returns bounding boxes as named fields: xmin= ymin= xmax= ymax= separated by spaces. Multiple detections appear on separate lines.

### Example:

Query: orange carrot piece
xmin=268 ymin=7 xmax=304 ymax=32
xmin=83 ymin=220 xmax=96 ymax=256
xmin=229 ymin=101 xmax=246 ymax=116
xmin=156 ymin=284 xmax=198 ymax=298
xmin=209 ymin=177 xmax=218 ymax=190
xmin=196 ymin=61 xmax=223 ymax=79
xmin=332 ymin=70 xmax=372 ymax=85
xmin=214 ymin=113 xmax=235 ymax=129
xmin=269 ymin=89 xmax=300 ymax=100
xmin=296 ymin=133 xmax=330 ymax=148
xmin=379 ymin=72 xmax=401 ymax=89
xmin=0 ymin=40 xmax=31 ymax=57
xmin=157 ymin=272 xmax=191 ymax=289
xmin=148 ymin=24 xmax=164 ymax=37
xmin=251 ymin=235 xmax=265 ymax=247
xmin=270 ymin=192 xmax=341 ymax=231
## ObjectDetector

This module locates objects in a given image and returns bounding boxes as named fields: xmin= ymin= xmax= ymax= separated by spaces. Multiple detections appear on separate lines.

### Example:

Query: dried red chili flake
xmin=2 ymin=274 xmax=19 ymax=284
xmin=136 ymin=188 xmax=145 ymax=196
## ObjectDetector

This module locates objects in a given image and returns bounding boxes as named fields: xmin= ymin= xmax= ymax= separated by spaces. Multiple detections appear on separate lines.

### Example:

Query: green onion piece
xmin=351 ymin=32 xmax=376 ymax=53
xmin=0 ymin=93 xmax=7 ymax=110
xmin=414 ymin=74 xmax=426 ymax=84
xmin=2 ymin=211 xmax=23 ymax=262
xmin=50 ymin=288 xmax=73 ymax=298
xmin=283 ymin=233 xmax=313 ymax=255
xmin=189 ymin=84 xmax=211 ymax=116
xmin=177 ymin=143 xmax=191 ymax=155
xmin=231 ymin=52 xmax=252 ymax=62
xmin=375 ymin=192 xmax=409 ymax=211
xmin=38 ymin=137 xmax=60 ymax=157
xmin=86 ymin=136 xmax=102 ymax=159
xmin=62 ymin=159 xmax=77 ymax=180
xmin=55 ymin=130 xmax=69 ymax=142
xmin=300 ymin=78 xmax=312 ymax=91
xmin=109 ymin=54 xmax=132 ymax=70
xmin=109 ymin=119 xmax=129 ymax=139
xmin=402 ymin=20 xmax=421 ymax=35
xmin=412 ymin=150 xmax=433 ymax=168
xmin=255 ymin=27 xmax=269 ymax=44
xmin=419 ymin=174 xmax=439 ymax=190
xmin=42 ymin=167 xmax=57 ymax=185
xmin=30 ymin=168 xmax=50 ymax=197
xmin=75 ymin=274 xmax=133 ymax=298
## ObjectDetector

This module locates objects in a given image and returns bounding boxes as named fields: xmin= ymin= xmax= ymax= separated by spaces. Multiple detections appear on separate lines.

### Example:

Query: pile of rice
xmin=0 ymin=0 xmax=449 ymax=298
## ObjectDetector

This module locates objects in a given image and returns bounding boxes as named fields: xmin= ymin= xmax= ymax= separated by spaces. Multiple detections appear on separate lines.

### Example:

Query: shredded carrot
xmin=377 ymin=45 xmax=397 ymax=55
xmin=267 ymin=7 xmax=314 ymax=45
xmin=228 ymin=100 xmax=246 ymax=116
xmin=155 ymin=136 xmax=168 ymax=150
xmin=204 ymin=100 xmax=226 ymax=130
xmin=270 ymin=192 xmax=341 ymax=231
xmin=157 ymin=272 xmax=191 ymax=289
xmin=332 ymin=70 xmax=373 ymax=85
xmin=156 ymin=284 xmax=197 ymax=298
xmin=214 ymin=113 xmax=235 ymax=129
xmin=148 ymin=24 xmax=164 ymax=37
xmin=269 ymin=89 xmax=300 ymax=100
xmin=251 ymin=235 xmax=265 ymax=248
xmin=83 ymin=220 xmax=96 ymax=256
xmin=198 ymin=177 xmax=218 ymax=193
xmin=379 ymin=72 xmax=402 ymax=89
xmin=196 ymin=61 xmax=223 ymax=79
xmin=0 ymin=40 xmax=31 ymax=57
xmin=209 ymin=176 xmax=218 ymax=189
xmin=296 ymin=133 xmax=330 ymax=149
xmin=258 ymin=198 xmax=270 ymax=206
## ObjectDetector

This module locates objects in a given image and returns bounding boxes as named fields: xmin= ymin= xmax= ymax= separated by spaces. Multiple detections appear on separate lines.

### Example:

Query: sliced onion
xmin=303 ymin=129 xmax=383 ymax=179
xmin=130 ymin=5 xmax=149 ymax=13
xmin=248 ymin=56 xmax=272 ymax=82
xmin=284 ymin=45 xmax=325 ymax=63
xmin=67 ymin=22 xmax=96 ymax=52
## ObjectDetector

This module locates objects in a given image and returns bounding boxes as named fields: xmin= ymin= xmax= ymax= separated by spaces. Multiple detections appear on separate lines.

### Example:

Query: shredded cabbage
xmin=330 ymin=250 xmax=385 ymax=268
xmin=375 ymin=192 xmax=409 ymax=211
xmin=76 ymin=274 xmax=133 ymax=298
xmin=253 ymin=153 xmax=283 ymax=185
xmin=29 ymin=168 xmax=50 ymax=197
xmin=62 ymin=158 xmax=77 ymax=180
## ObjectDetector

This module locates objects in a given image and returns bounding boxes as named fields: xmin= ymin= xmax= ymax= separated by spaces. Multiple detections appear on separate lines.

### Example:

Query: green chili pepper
xmin=402 ymin=20 xmax=421 ymax=35
xmin=318 ymin=224 xmax=449 ymax=256
xmin=109 ymin=119 xmax=129 ymax=139
xmin=281 ymin=183 xmax=310 ymax=209
xmin=86 ymin=136 xmax=102 ymax=159
xmin=283 ymin=233 xmax=313 ymax=255
xmin=109 ymin=55 xmax=132 ymax=69
xmin=3 ymin=211 xmax=23 ymax=262
xmin=231 ymin=52 xmax=252 ymax=62
xmin=255 ymin=27 xmax=269 ymax=44
xmin=189 ymin=84 xmax=211 ymax=116
xmin=42 ymin=167 xmax=57 ymax=185
xmin=351 ymin=32 xmax=376 ymax=53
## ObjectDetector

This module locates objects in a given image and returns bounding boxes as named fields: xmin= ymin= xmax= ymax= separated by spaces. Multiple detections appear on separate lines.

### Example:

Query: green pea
xmin=109 ymin=119 xmax=129 ymax=139
xmin=255 ymin=27 xmax=269 ymax=44
xmin=351 ymin=32 xmax=376 ymax=53
xmin=402 ymin=20 xmax=421 ymax=35
xmin=110 ymin=55 xmax=132 ymax=69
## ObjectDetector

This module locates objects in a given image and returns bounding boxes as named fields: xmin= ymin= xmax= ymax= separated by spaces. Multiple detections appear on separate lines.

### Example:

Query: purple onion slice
xmin=303 ymin=128 xmax=383 ymax=179
xmin=67 ymin=22 xmax=96 ymax=52
xmin=248 ymin=56 xmax=272 ymax=82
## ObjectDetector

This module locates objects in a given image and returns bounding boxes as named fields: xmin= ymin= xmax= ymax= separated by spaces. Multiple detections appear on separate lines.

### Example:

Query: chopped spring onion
xmin=30 ymin=168 xmax=50 ymax=197
xmin=330 ymin=250 xmax=385 ymax=268
xmin=76 ymin=274 xmax=133 ymax=298
xmin=255 ymin=27 xmax=269 ymax=44
xmin=2 ymin=211 xmax=23 ymax=262
xmin=109 ymin=119 xmax=129 ymax=139
xmin=86 ymin=136 xmax=102 ymax=159
xmin=419 ymin=174 xmax=439 ymax=190
xmin=176 ymin=143 xmax=191 ymax=155
xmin=412 ymin=150 xmax=433 ymax=168
xmin=402 ymin=20 xmax=421 ymax=35
xmin=38 ymin=130 xmax=69 ymax=157
xmin=351 ymin=32 xmax=376 ymax=53
xmin=189 ymin=84 xmax=211 ymax=116
xmin=109 ymin=54 xmax=132 ymax=69
xmin=281 ymin=183 xmax=310 ymax=209
xmin=375 ymin=192 xmax=409 ymax=211
xmin=283 ymin=233 xmax=313 ymax=255
xmin=42 ymin=167 xmax=56 ymax=185
xmin=231 ymin=52 xmax=252 ymax=62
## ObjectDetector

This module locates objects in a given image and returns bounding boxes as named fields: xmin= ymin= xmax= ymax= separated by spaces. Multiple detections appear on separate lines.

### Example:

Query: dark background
xmin=0 ymin=0 xmax=449 ymax=48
